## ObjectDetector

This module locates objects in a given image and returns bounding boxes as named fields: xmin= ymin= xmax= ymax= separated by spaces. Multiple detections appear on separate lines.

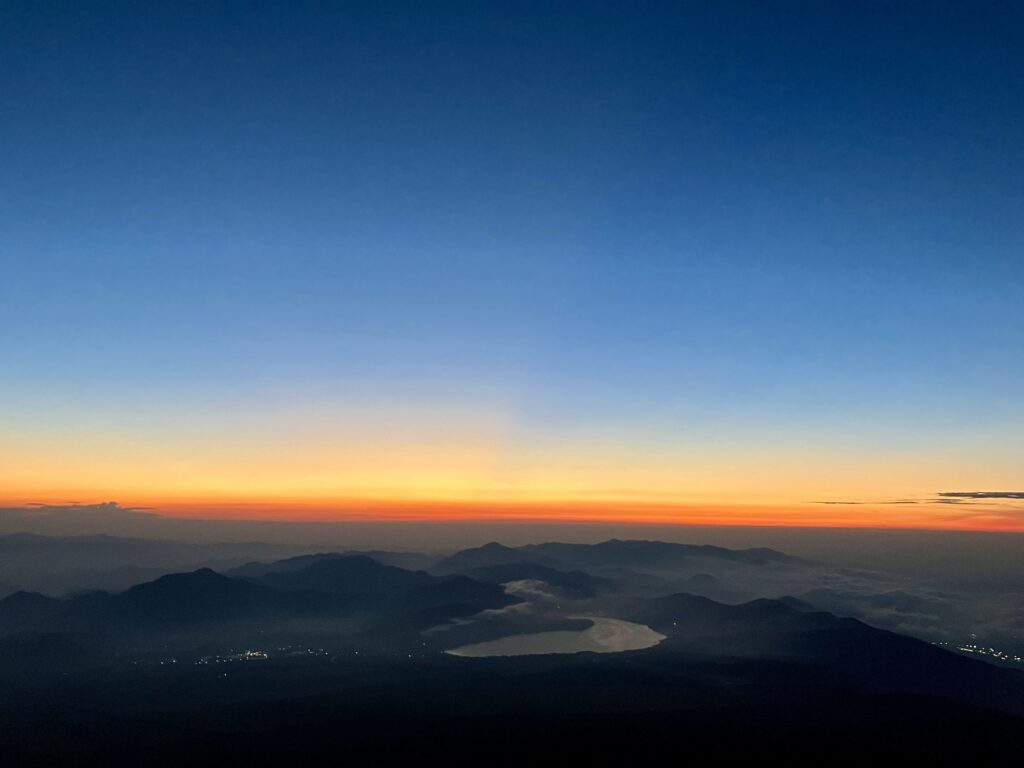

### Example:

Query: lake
xmin=445 ymin=616 xmax=665 ymax=657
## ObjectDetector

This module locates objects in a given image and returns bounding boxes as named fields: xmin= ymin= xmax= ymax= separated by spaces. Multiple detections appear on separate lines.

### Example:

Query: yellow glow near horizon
xmin=3 ymin=394 xmax=1023 ymax=531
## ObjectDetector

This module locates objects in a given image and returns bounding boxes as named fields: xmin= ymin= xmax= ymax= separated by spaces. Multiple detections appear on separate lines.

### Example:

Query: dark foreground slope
xmin=630 ymin=592 xmax=1024 ymax=715
xmin=1 ymin=652 xmax=1022 ymax=767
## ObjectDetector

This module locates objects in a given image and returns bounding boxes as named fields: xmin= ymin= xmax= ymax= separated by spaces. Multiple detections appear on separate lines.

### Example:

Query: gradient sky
xmin=2 ymin=2 xmax=1023 ymax=529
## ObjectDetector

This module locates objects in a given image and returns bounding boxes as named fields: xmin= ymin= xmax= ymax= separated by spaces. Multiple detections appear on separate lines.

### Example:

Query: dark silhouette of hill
xmin=108 ymin=568 xmax=282 ymax=626
xmin=0 ymin=590 xmax=65 ymax=633
xmin=432 ymin=540 xmax=801 ymax=585
xmin=227 ymin=552 xmax=347 ymax=579
xmin=460 ymin=562 xmax=613 ymax=597
xmin=241 ymin=555 xmax=514 ymax=623
xmin=521 ymin=538 xmax=802 ymax=568
xmin=1 ymin=651 xmax=1022 ymax=766
xmin=0 ymin=557 xmax=515 ymax=653
xmin=227 ymin=550 xmax=437 ymax=580
xmin=777 ymin=594 xmax=818 ymax=611
xmin=248 ymin=555 xmax=432 ymax=595
xmin=431 ymin=541 xmax=545 ymax=573
xmin=632 ymin=592 xmax=1024 ymax=716
xmin=19 ymin=569 xmax=313 ymax=637
xmin=0 ymin=532 xmax=314 ymax=596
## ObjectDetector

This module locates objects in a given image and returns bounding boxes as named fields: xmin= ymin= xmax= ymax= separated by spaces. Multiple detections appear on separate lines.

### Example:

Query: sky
xmin=2 ymin=2 xmax=1023 ymax=530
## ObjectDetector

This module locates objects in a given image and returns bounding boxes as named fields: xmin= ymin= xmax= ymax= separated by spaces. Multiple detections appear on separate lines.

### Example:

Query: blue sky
xmin=2 ymin=2 xmax=1023 ymax=519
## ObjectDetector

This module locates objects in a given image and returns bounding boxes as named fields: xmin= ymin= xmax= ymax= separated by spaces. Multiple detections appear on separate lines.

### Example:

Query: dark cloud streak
xmin=939 ymin=492 xmax=1024 ymax=501
xmin=812 ymin=500 xmax=920 ymax=505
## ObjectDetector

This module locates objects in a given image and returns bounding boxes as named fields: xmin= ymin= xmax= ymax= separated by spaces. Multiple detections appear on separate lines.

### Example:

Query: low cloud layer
xmin=814 ymin=491 xmax=1024 ymax=506
xmin=938 ymin=492 xmax=1024 ymax=501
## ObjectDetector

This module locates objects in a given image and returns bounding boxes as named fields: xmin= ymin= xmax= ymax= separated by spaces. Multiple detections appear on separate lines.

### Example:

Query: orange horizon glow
xmin=5 ymin=494 xmax=1024 ymax=532
xmin=5 ymin=399 xmax=1022 ymax=533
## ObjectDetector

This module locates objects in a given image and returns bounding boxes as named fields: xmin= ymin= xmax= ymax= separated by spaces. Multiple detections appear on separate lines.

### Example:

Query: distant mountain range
xmin=1 ymin=542 xmax=1021 ymax=718
xmin=0 ymin=532 xmax=317 ymax=595
xmin=3 ymin=534 xmax=1023 ymax=718
xmin=430 ymin=538 xmax=802 ymax=575
xmin=0 ymin=554 xmax=515 ymax=666
xmin=1 ymin=537 xmax=1023 ymax=764
xmin=0 ymin=533 xmax=810 ymax=602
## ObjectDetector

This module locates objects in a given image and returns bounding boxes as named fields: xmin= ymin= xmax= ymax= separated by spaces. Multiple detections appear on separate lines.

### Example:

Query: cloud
xmin=811 ymin=500 xmax=919 ymax=505
xmin=937 ymin=492 xmax=1024 ymax=501
xmin=0 ymin=502 xmax=161 ymax=537
xmin=4 ymin=501 xmax=158 ymax=519
xmin=812 ymin=493 xmax=1024 ymax=507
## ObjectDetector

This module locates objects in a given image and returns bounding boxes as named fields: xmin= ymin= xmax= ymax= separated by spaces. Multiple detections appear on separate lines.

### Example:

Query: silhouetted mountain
xmin=0 ymin=591 xmax=65 ymax=634
xmin=109 ymin=568 xmax=281 ymax=627
xmin=230 ymin=550 xmax=439 ymax=580
xmin=404 ymin=573 xmax=518 ymax=620
xmin=251 ymin=555 xmax=432 ymax=595
xmin=227 ymin=553 xmax=347 ymax=579
xmin=521 ymin=539 xmax=801 ymax=569
xmin=350 ymin=550 xmax=439 ymax=571
xmin=433 ymin=540 xmax=801 ymax=581
xmin=461 ymin=562 xmax=612 ymax=597
xmin=242 ymin=555 xmax=512 ymax=618
xmin=777 ymin=595 xmax=818 ymax=612
xmin=0 ymin=557 xmax=515 ymax=650
xmin=0 ymin=569 xmax=306 ymax=638
xmin=431 ymin=542 xmax=544 ymax=574
xmin=0 ymin=532 xmax=315 ymax=596
xmin=632 ymin=592 xmax=1024 ymax=716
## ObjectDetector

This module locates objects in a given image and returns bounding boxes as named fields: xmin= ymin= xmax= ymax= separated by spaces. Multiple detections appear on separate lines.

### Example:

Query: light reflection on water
xmin=445 ymin=616 xmax=666 ymax=657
